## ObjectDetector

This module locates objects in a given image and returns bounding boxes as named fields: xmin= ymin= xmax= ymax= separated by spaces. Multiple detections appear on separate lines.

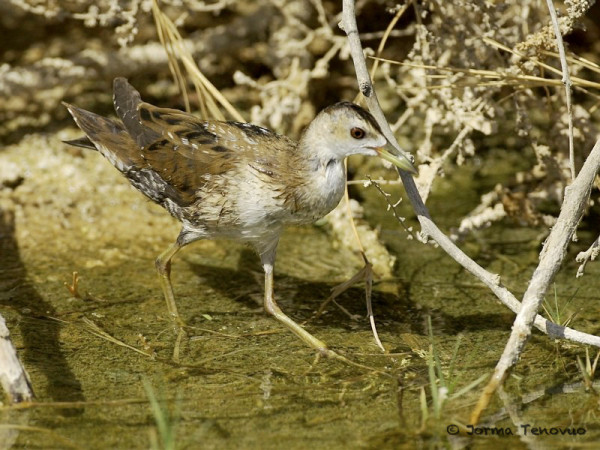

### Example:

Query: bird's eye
xmin=350 ymin=127 xmax=366 ymax=139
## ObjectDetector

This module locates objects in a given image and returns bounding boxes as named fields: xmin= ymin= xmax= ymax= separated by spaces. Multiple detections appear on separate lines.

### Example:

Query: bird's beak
xmin=375 ymin=142 xmax=418 ymax=174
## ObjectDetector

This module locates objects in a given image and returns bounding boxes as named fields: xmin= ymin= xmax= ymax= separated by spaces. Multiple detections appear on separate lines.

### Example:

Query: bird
xmin=63 ymin=77 xmax=416 ymax=357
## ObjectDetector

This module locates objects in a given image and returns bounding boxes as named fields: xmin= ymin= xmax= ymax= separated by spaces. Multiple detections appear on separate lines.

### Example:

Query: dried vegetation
xmin=2 ymin=0 xmax=599 ymax=245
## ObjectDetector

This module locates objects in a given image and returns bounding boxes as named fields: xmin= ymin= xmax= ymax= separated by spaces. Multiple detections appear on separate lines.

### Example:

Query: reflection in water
xmin=0 ymin=409 xmax=30 ymax=450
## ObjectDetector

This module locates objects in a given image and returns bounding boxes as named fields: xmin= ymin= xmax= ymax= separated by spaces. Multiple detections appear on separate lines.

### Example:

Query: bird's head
xmin=301 ymin=102 xmax=417 ymax=174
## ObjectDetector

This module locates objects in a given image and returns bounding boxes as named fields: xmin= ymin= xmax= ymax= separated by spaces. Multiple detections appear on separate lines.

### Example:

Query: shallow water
xmin=1 ymin=136 xmax=599 ymax=448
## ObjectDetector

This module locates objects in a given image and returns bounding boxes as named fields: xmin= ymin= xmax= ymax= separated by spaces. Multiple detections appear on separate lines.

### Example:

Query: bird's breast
xmin=181 ymin=158 xmax=347 ymax=234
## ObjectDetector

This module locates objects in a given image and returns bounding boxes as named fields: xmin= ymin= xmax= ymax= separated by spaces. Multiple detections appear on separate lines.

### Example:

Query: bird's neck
xmin=298 ymin=123 xmax=341 ymax=165
xmin=292 ymin=137 xmax=347 ymax=221
xmin=297 ymin=134 xmax=344 ymax=178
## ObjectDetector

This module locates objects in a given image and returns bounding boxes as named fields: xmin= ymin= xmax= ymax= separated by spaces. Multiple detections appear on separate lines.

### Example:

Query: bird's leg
xmin=258 ymin=240 xmax=333 ymax=356
xmin=309 ymin=261 xmax=373 ymax=322
xmin=155 ymin=230 xmax=203 ymax=362
xmin=258 ymin=244 xmax=386 ymax=371
xmin=262 ymin=262 xmax=330 ymax=354
xmin=155 ymin=239 xmax=185 ymax=327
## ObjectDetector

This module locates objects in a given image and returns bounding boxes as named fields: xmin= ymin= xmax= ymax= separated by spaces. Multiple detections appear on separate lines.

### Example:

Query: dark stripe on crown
xmin=323 ymin=102 xmax=383 ymax=134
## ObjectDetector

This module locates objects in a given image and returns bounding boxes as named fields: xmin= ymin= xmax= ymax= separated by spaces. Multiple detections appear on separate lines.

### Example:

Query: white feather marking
xmin=97 ymin=144 xmax=128 ymax=172
xmin=243 ymin=135 xmax=257 ymax=145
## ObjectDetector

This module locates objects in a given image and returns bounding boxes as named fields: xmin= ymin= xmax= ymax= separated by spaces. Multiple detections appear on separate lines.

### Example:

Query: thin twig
xmin=339 ymin=162 xmax=384 ymax=350
xmin=370 ymin=57 xmax=600 ymax=90
xmin=482 ymin=36 xmax=599 ymax=89
xmin=575 ymin=234 xmax=600 ymax=277
xmin=366 ymin=176 xmax=415 ymax=238
xmin=368 ymin=1 xmax=412 ymax=80
xmin=539 ymin=49 xmax=600 ymax=74
xmin=545 ymin=0 xmax=575 ymax=180
xmin=81 ymin=318 xmax=155 ymax=358
xmin=151 ymin=0 xmax=244 ymax=122
xmin=347 ymin=178 xmax=402 ymax=185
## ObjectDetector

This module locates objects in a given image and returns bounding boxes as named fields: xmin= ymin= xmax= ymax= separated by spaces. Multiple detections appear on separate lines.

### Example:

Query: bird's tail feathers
xmin=63 ymin=101 xmax=144 ymax=173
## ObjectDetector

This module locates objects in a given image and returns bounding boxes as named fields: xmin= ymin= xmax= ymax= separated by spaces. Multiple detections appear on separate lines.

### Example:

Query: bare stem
xmin=545 ymin=0 xmax=575 ymax=180
xmin=576 ymin=234 xmax=600 ymax=277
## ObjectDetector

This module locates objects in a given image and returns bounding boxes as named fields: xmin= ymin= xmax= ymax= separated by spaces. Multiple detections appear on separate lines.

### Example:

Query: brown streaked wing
xmin=139 ymin=137 xmax=238 ymax=206
xmin=134 ymin=104 xmax=240 ymax=205
xmin=136 ymin=102 xmax=292 ymax=163
xmin=135 ymin=101 xmax=305 ymax=207
xmin=137 ymin=102 xmax=221 ymax=158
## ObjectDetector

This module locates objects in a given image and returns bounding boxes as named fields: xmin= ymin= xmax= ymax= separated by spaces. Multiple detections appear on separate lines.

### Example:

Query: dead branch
xmin=471 ymin=138 xmax=600 ymax=423
xmin=576 ymin=234 xmax=600 ymax=277
xmin=0 ymin=314 xmax=34 ymax=403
